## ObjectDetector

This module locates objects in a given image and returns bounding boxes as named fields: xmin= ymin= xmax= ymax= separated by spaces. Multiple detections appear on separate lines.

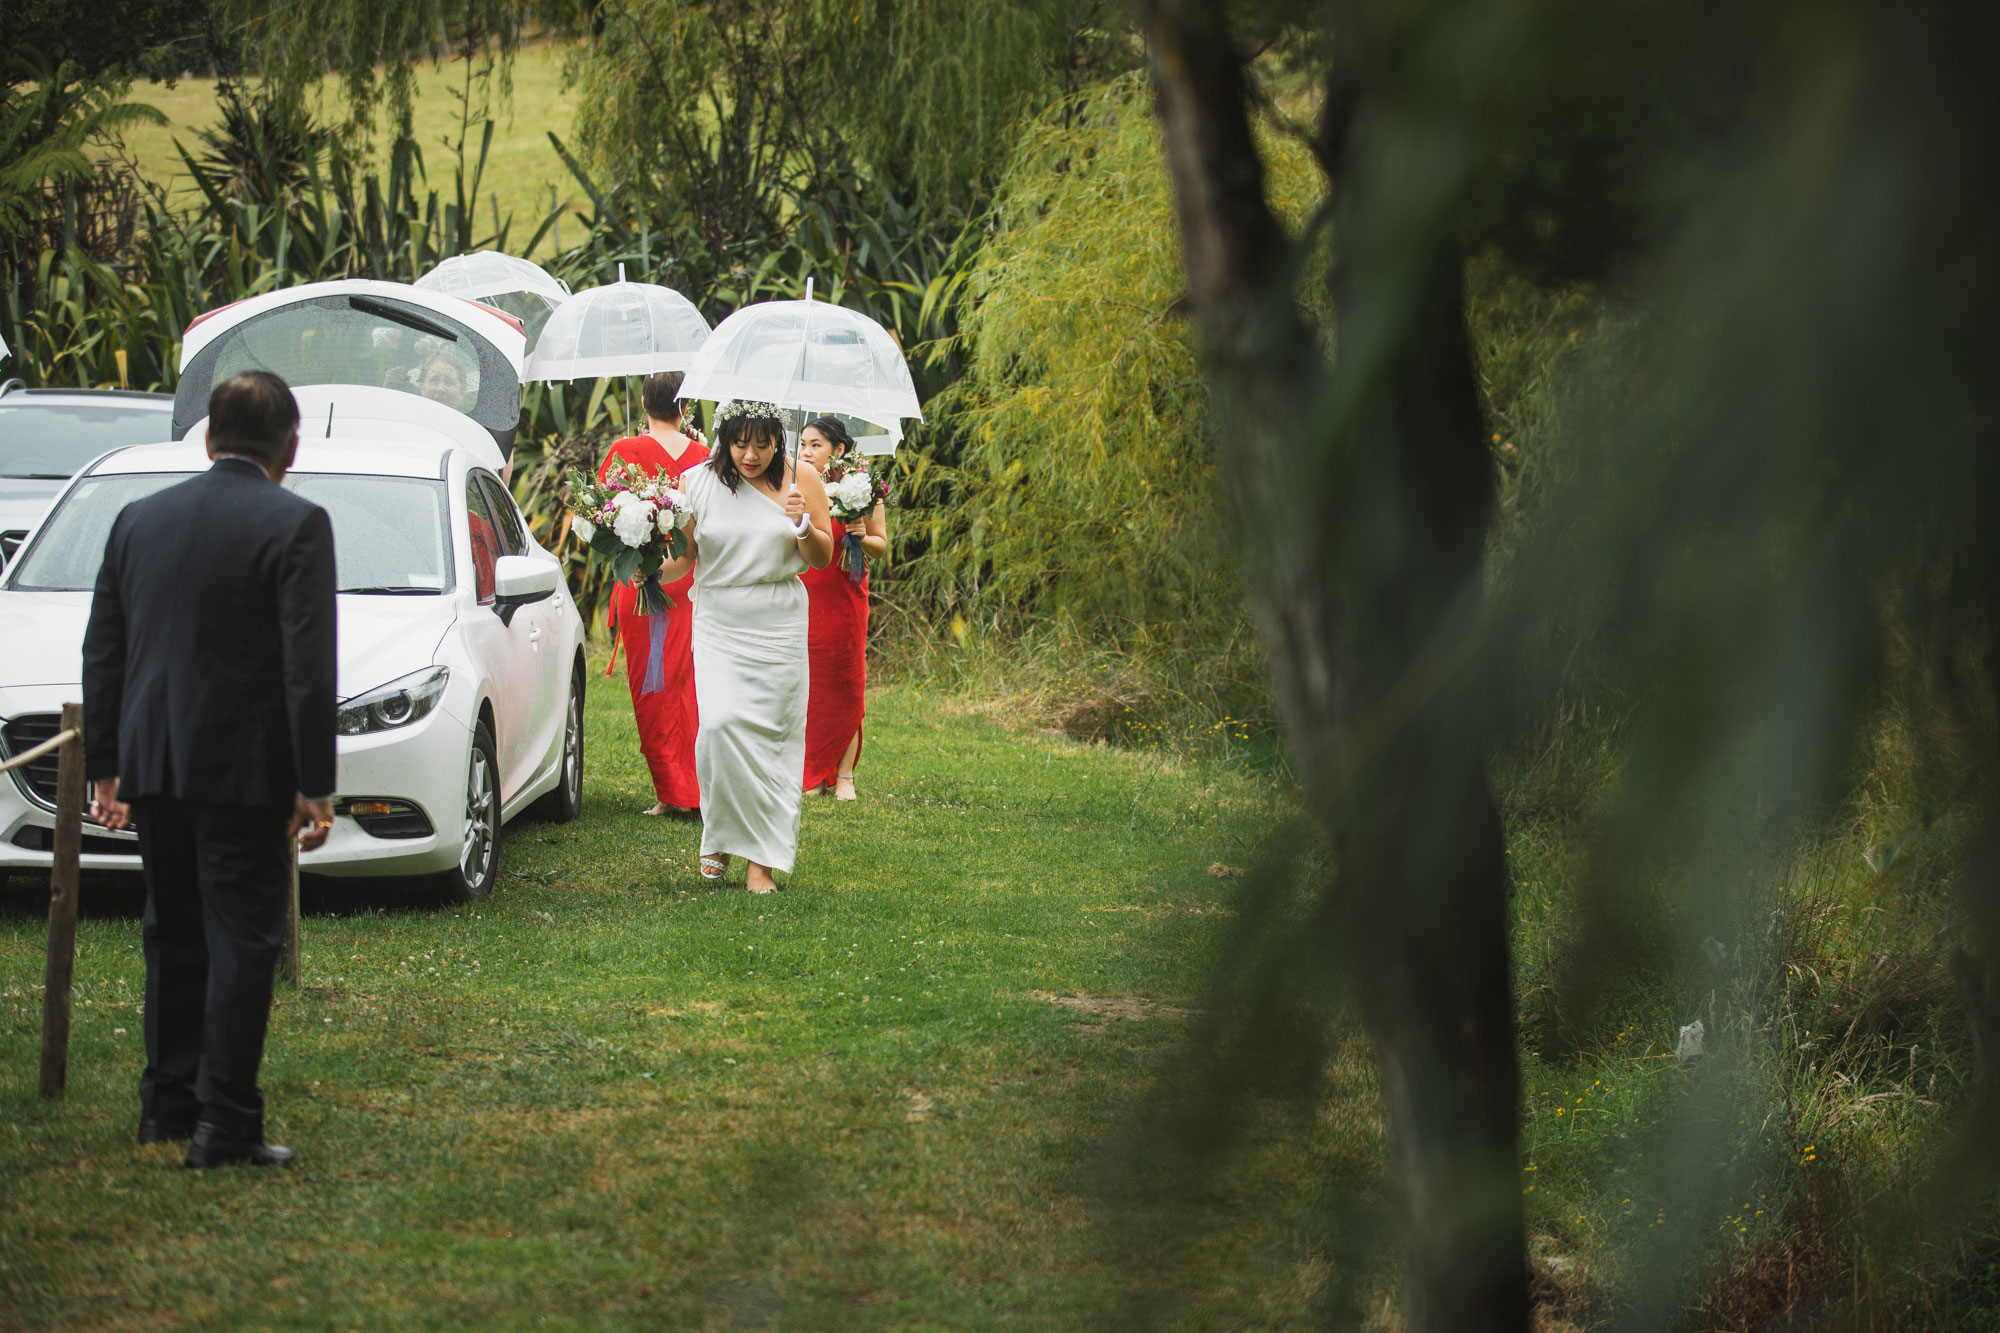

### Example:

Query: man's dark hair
xmin=208 ymin=371 xmax=300 ymax=464
xmin=641 ymin=371 xmax=685 ymax=423
xmin=708 ymin=411 xmax=787 ymax=494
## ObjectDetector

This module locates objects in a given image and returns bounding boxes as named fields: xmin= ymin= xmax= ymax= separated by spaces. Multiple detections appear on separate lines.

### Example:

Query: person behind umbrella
xmin=599 ymin=371 xmax=708 ymax=817
xmin=796 ymin=417 xmax=886 ymax=801
xmin=657 ymin=400 xmax=833 ymax=893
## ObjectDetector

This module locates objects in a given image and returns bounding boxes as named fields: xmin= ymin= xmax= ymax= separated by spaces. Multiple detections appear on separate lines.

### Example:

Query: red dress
xmin=600 ymin=433 xmax=708 ymax=808
xmin=802 ymin=517 xmax=869 ymax=790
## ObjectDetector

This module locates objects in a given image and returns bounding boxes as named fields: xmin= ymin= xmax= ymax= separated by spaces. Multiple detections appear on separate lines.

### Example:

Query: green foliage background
xmin=4 ymin=6 xmax=1998 ymax=1325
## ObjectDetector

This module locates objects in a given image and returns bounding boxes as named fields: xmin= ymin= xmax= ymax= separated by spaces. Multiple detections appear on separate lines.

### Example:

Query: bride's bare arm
xmin=658 ymin=522 xmax=698 ymax=583
xmin=786 ymin=463 xmax=836 ymax=569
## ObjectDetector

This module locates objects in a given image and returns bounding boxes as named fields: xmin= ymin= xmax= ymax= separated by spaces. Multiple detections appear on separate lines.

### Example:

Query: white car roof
xmin=179 ymin=278 xmax=527 ymax=373
xmin=90 ymin=439 xmax=457 ymax=480
xmin=180 ymin=384 xmax=508 ymax=474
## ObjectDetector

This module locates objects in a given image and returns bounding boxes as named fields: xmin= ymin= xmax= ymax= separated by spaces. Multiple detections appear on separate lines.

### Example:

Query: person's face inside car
xmin=418 ymin=358 xmax=470 ymax=410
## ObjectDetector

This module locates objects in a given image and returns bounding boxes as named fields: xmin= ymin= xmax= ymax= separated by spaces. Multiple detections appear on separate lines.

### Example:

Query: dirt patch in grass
xmin=645 ymin=1000 xmax=729 ymax=1018
xmin=1031 ymin=991 xmax=1192 ymax=1022
xmin=1082 ymin=901 xmax=1235 ymax=918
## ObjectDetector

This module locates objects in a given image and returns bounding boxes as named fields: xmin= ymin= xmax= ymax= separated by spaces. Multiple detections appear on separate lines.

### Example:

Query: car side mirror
xmin=491 ymin=554 xmax=560 ymax=626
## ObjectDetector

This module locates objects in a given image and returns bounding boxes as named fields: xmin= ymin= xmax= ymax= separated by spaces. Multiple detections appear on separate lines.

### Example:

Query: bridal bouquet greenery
xmin=563 ymin=462 xmax=692 ymax=615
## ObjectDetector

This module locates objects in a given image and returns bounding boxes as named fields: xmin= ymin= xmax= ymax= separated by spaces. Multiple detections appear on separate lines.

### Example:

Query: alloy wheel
xmin=461 ymin=745 xmax=496 ymax=887
xmin=561 ymin=689 xmax=582 ymax=804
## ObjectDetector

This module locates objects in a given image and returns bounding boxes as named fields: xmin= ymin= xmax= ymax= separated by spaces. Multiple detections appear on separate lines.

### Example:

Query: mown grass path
xmin=0 ymin=681 xmax=1310 ymax=1329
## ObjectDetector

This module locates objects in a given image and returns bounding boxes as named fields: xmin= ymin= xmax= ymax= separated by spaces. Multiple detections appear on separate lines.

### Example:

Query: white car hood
xmin=0 ymin=589 xmax=457 ymax=698
xmin=0 ymin=477 xmax=65 ymax=535
xmin=0 ymin=591 xmax=91 ymax=687
xmin=330 ymin=596 xmax=459 ymax=700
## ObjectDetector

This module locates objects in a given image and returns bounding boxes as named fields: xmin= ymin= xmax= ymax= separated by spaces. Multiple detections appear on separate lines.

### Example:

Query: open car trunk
xmin=174 ymin=281 xmax=527 ymax=465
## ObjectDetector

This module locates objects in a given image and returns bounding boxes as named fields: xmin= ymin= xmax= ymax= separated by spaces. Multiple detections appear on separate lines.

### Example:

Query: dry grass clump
xmin=870 ymin=604 xmax=1286 ymax=773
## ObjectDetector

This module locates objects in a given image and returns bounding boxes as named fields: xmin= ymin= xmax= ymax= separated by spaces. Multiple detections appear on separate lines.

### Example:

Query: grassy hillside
xmin=114 ymin=42 xmax=583 ymax=257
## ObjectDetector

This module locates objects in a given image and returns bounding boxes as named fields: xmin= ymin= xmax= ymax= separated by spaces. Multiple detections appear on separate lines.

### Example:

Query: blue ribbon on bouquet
xmin=640 ymin=608 xmax=669 ymax=695
xmin=844 ymin=530 xmax=866 ymax=585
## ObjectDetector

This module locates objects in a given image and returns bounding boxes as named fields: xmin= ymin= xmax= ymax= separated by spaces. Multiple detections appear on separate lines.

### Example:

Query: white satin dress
xmin=682 ymin=463 xmax=809 ymax=873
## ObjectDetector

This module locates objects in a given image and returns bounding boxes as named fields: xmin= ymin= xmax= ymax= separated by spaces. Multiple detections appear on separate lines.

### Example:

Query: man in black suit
xmin=83 ymin=369 xmax=338 ymax=1169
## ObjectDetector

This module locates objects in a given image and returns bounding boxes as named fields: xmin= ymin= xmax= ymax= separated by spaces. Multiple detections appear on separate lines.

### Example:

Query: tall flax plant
xmin=6 ymin=91 xmax=529 ymax=392
xmin=1133 ymin=0 xmax=2000 ymax=1326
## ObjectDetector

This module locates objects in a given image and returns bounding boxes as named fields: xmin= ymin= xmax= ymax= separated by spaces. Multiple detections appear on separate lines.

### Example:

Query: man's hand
xmin=291 ymin=795 xmax=335 ymax=851
xmin=784 ymin=481 xmax=807 ymax=527
xmin=90 ymin=777 xmax=131 ymax=830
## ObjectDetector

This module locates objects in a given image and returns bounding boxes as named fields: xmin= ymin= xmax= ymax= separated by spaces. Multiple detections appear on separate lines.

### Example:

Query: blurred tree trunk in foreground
xmin=1139 ymin=0 xmax=2000 ymax=1323
xmin=1133 ymin=2 xmax=1527 ymax=1328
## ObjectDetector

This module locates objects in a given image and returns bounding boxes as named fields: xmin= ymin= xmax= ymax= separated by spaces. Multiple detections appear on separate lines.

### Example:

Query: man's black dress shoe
xmin=137 ymin=1118 xmax=196 ymax=1145
xmin=183 ymin=1123 xmax=296 ymax=1169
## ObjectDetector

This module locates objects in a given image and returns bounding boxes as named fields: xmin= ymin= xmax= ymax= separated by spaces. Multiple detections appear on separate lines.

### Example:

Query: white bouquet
xmin=562 ymin=462 xmax=692 ymax=614
xmin=820 ymin=458 xmax=888 ymax=583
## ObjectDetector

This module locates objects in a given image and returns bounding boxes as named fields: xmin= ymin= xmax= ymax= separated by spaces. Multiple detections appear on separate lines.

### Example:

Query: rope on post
xmin=0 ymin=727 xmax=78 ymax=775
xmin=38 ymin=704 xmax=84 ymax=1099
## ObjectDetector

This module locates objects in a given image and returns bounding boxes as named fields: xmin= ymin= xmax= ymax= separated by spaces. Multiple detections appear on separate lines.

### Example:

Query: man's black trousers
xmin=134 ymin=799 xmax=290 ymax=1137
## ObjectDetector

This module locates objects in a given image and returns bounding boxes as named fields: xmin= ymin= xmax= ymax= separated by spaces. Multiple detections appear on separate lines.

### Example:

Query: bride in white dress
xmin=662 ymin=400 xmax=834 ymax=893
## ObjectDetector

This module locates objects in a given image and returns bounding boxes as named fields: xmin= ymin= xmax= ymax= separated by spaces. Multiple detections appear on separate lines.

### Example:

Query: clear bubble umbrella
xmin=679 ymin=294 xmax=922 ymax=437
xmin=525 ymin=268 xmax=713 ymax=382
xmin=415 ymin=250 xmax=570 ymax=349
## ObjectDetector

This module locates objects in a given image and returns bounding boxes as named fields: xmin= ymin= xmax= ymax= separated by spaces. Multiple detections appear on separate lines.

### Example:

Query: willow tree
xmin=223 ymin=0 xmax=538 ymax=135
xmin=564 ymin=0 xmax=1129 ymax=301
xmin=1134 ymin=0 xmax=2000 ymax=1328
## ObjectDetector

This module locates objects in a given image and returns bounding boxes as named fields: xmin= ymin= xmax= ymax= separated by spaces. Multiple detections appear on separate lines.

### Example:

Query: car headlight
xmin=337 ymin=666 xmax=450 ymax=736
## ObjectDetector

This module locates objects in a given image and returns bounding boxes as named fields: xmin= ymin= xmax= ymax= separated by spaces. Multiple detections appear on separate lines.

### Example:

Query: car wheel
xmin=441 ymin=720 xmax=500 ymax=901
xmin=529 ymin=666 xmax=584 ymax=823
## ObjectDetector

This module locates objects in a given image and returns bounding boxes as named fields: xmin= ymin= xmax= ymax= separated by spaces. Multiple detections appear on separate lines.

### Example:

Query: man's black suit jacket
xmin=82 ymin=456 xmax=338 ymax=809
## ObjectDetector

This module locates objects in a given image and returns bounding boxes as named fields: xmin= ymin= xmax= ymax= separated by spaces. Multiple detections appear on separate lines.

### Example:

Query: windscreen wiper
xmin=347 ymin=295 xmax=459 ymax=342
xmin=339 ymin=585 xmax=442 ymax=595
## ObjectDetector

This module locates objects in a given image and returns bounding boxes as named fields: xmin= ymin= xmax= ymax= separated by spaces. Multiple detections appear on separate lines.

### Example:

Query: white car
xmin=0 ymin=280 xmax=587 ymax=899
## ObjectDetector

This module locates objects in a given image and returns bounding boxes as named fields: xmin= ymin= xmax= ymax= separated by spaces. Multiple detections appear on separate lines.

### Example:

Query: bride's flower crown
xmin=711 ymin=399 xmax=784 ymax=432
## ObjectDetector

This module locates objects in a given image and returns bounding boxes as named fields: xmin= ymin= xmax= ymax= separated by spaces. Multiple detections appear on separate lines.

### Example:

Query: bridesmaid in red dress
xmin=599 ymin=371 xmax=709 ymax=816
xmin=797 ymin=417 xmax=887 ymax=801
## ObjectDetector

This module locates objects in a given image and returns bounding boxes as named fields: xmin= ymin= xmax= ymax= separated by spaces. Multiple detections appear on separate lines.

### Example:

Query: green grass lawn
xmin=0 ymin=676 xmax=1334 ymax=1329
xmin=114 ymin=42 xmax=583 ymax=257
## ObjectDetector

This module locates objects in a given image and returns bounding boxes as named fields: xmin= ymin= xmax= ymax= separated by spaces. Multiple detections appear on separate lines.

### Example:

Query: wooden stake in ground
xmin=280 ymin=840 xmax=301 ymax=989
xmin=39 ymin=702 xmax=85 ymax=1099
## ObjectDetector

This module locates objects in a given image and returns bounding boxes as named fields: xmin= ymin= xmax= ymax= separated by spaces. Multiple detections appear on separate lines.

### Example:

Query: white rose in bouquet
xmin=831 ymin=470 xmax=875 ymax=517
xmin=654 ymin=487 xmax=689 ymax=536
xmin=611 ymin=495 xmax=659 ymax=548
xmin=571 ymin=516 xmax=597 ymax=543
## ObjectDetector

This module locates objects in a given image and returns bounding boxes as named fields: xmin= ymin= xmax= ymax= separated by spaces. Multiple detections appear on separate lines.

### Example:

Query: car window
xmin=0 ymin=402 xmax=175 ymax=479
xmin=210 ymin=301 xmax=483 ymax=414
xmin=476 ymin=473 xmax=527 ymax=556
xmin=286 ymin=475 xmax=451 ymax=594
xmin=6 ymin=470 xmax=455 ymax=595
xmin=6 ymin=474 xmax=181 ymax=590
xmin=464 ymin=476 xmax=499 ymax=603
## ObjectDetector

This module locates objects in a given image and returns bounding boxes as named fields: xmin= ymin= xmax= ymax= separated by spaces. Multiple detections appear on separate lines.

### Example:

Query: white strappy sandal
xmin=699 ymin=854 xmax=729 ymax=881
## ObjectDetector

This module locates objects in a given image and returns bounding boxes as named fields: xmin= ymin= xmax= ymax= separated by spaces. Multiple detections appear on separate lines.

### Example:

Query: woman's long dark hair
xmin=708 ymin=410 xmax=787 ymax=493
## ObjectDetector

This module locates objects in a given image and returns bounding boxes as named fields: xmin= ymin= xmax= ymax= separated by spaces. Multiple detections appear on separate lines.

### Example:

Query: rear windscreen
xmin=210 ymin=302 xmax=485 ymax=414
